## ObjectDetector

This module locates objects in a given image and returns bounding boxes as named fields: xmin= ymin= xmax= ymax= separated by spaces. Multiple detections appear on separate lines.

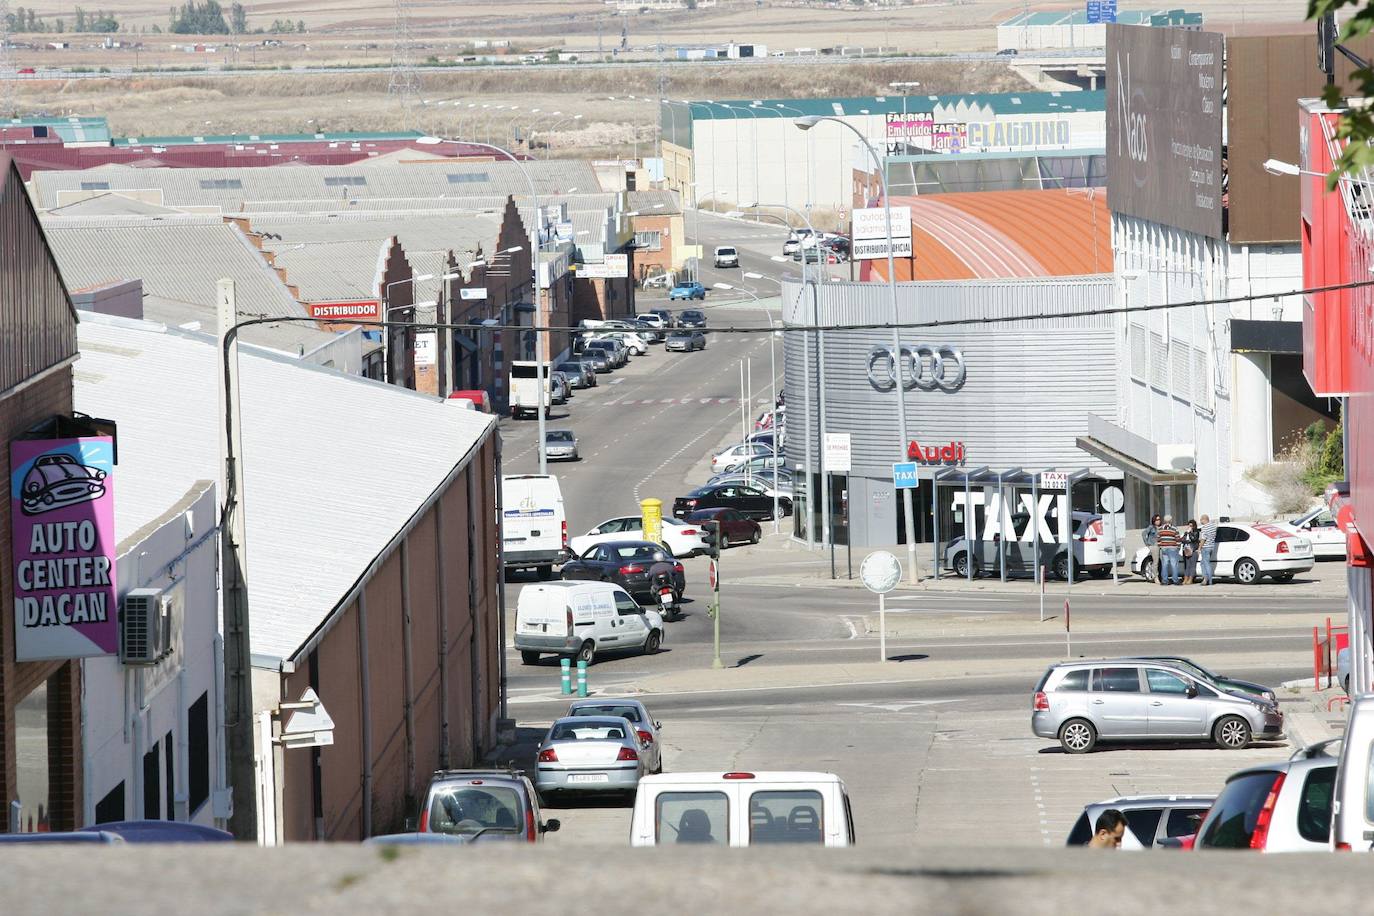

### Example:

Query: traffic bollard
xmin=576 ymin=659 xmax=589 ymax=697
xmin=560 ymin=658 xmax=572 ymax=696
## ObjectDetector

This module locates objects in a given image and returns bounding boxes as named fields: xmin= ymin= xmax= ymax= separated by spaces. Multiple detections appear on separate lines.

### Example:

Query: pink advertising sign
xmin=10 ymin=436 xmax=118 ymax=660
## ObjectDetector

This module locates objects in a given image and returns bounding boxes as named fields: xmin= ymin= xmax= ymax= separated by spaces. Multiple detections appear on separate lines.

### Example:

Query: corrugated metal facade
xmin=781 ymin=276 xmax=1119 ymax=544
xmin=0 ymin=155 xmax=78 ymax=393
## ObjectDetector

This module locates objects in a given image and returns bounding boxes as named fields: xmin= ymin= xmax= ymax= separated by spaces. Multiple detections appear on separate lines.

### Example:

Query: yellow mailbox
xmin=641 ymin=498 xmax=663 ymax=547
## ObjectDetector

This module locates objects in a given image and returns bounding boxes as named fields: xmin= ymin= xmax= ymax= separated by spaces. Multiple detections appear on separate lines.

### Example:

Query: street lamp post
xmin=382 ymin=272 xmax=462 ymax=388
xmin=713 ymin=277 xmax=783 ymax=533
xmin=722 ymin=104 xmax=763 ymax=221
xmin=796 ymin=114 xmax=919 ymax=583
xmin=417 ymin=135 xmax=550 ymax=473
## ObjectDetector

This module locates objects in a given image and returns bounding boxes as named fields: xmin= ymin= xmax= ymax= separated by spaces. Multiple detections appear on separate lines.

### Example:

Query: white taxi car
xmin=1131 ymin=522 xmax=1314 ymax=584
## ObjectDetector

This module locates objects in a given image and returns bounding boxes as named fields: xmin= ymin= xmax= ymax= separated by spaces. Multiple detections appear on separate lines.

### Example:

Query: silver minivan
xmin=1032 ymin=660 xmax=1284 ymax=754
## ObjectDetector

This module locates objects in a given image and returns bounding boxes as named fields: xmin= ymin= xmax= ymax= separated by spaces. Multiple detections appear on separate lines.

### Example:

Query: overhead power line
xmin=212 ymin=275 xmax=1374 ymax=340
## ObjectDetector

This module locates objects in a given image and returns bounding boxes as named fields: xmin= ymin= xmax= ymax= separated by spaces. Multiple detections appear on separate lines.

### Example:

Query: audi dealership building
xmin=781 ymin=275 xmax=1141 ymax=552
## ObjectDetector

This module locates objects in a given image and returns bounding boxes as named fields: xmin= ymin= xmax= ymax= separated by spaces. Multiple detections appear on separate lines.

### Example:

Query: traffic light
xmin=702 ymin=520 xmax=720 ymax=560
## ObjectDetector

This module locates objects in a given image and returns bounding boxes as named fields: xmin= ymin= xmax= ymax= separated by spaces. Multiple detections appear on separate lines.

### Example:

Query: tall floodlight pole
xmin=796 ymin=115 xmax=918 ymax=583
xmin=416 ymin=135 xmax=548 ymax=473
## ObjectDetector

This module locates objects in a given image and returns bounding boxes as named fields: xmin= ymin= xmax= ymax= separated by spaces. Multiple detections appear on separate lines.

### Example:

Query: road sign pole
xmin=879 ymin=591 xmax=887 ymax=663
xmin=1039 ymin=564 xmax=1046 ymax=623
xmin=710 ymin=557 xmax=723 ymax=670
xmin=1065 ymin=597 xmax=1071 ymax=657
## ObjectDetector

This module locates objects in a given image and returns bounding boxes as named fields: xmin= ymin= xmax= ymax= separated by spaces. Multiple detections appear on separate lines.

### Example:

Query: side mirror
xmin=655 ymin=721 xmax=663 ymax=730
xmin=1185 ymin=684 xmax=1198 ymax=699
xmin=405 ymin=815 xmax=418 ymax=831
xmin=542 ymin=818 xmax=561 ymax=833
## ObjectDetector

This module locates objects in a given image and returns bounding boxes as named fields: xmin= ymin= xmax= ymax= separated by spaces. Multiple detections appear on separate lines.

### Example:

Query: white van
xmin=501 ymin=474 xmax=567 ymax=578
xmin=629 ymin=772 xmax=854 ymax=847
xmin=509 ymin=361 xmax=552 ymax=419
xmin=1332 ymin=695 xmax=1374 ymax=850
xmin=514 ymin=581 xmax=664 ymax=665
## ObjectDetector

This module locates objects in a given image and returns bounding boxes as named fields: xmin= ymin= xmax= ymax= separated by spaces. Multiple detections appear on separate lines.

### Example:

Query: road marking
xmin=842 ymin=617 xmax=859 ymax=639
xmin=610 ymin=378 xmax=625 ymax=385
xmin=836 ymin=700 xmax=958 ymax=712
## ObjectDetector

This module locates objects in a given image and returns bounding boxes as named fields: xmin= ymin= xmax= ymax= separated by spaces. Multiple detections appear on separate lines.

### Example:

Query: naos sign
xmin=867 ymin=345 xmax=966 ymax=392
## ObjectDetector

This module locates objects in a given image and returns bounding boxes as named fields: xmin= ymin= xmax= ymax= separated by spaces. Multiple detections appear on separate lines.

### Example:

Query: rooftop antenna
xmin=388 ymin=0 xmax=420 ymax=128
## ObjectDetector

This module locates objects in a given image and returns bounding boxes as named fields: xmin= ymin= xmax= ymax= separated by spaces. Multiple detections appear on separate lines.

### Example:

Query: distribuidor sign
xmin=1107 ymin=25 xmax=1224 ymax=239
xmin=308 ymin=299 xmax=381 ymax=321
xmin=10 ymin=436 xmax=118 ymax=661
xmin=851 ymin=206 xmax=913 ymax=261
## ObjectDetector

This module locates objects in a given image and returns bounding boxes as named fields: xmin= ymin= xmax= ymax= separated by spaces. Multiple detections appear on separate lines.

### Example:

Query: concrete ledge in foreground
xmin=4 ymin=847 xmax=1372 ymax=914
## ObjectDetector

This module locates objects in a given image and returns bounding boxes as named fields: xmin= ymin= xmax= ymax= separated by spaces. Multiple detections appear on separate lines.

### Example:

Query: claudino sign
xmin=10 ymin=436 xmax=118 ymax=661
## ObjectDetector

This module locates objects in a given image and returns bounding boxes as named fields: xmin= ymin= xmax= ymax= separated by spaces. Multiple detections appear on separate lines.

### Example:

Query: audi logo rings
xmin=866 ymin=345 xmax=967 ymax=392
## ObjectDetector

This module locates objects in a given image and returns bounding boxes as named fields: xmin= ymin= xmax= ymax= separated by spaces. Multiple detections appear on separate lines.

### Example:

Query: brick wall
xmin=1 ymin=367 xmax=84 ymax=832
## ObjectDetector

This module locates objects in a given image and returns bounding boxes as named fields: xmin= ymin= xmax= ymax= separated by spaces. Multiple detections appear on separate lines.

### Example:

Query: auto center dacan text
xmin=15 ymin=520 xmax=112 ymax=626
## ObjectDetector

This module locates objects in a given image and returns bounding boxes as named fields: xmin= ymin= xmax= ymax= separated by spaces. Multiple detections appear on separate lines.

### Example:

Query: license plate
xmin=567 ymin=774 xmax=609 ymax=784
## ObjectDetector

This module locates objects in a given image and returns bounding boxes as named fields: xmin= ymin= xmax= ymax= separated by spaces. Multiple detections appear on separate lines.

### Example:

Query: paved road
xmin=489 ymin=210 xmax=1331 ymax=850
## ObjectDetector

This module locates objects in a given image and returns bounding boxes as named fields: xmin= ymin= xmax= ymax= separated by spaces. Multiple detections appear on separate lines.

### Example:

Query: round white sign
xmin=860 ymin=550 xmax=902 ymax=594
xmin=1100 ymin=485 xmax=1125 ymax=514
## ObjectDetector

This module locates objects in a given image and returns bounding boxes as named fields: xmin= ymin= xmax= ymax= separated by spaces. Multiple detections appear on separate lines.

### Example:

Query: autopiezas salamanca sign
xmin=10 ymin=436 xmax=118 ymax=660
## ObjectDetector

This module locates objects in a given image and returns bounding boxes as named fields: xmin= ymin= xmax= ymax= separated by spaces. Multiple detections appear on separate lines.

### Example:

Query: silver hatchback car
xmin=1032 ymin=660 xmax=1284 ymax=753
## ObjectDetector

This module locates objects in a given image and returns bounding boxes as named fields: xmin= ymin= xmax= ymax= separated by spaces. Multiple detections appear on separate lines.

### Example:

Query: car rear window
xmin=1165 ymin=807 xmax=1209 ymax=837
xmin=1065 ymin=812 xmax=1092 ymax=845
xmin=428 ymin=785 xmax=522 ymax=836
xmin=1197 ymin=771 xmax=1282 ymax=848
xmin=1124 ymin=808 xmax=1162 ymax=848
xmin=1052 ymin=669 xmax=1089 ymax=692
xmin=1298 ymin=765 xmax=1336 ymax=843
xmin=550 ymin=722 xmax=626 ymax=741
xmin=656 ymin=791 xmax=728 ymax=845
xmin=748 ymin=790 xmax=824 ymax=844
xmin=571 ymin=705 xmax=642 ymax=723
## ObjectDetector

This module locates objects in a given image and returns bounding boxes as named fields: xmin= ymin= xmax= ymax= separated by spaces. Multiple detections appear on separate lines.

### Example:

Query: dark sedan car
xmin=560 ymin=540 xmax=687 ymax=603
xmin=673 ymin=484 xmax=790 ymax=521
xmin=578 ymin=349 xmax=612 ymax=373
xmin=686 ymin=508 xmax=761 ymax=548
xmin=678 ymin=309 xmax=708 ymax=328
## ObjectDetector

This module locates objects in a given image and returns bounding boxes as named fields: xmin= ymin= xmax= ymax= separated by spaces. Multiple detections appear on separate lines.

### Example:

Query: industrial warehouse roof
xmin=1 ymin=115 xmax=111 ymax=143
xmin=112 ymin=129 xmax=429 ymax=148
xmin=666 ymin=90 xmax=1104 ymax=121
xmin=269 ymin=237 xmax=392 ymax=303
xmin=867 ymin=189 xmax=1112 ymax=281
xmin=73 ymin=311 xmax=497 ymax=664
xmin=40 ymin=213 xmax=338 ymax=352
xmin=28 ymin=159 xmax=600 ymax=210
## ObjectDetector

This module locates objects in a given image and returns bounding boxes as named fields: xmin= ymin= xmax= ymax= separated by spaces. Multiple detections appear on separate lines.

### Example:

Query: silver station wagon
xmin=1032 ymin=660 xmax=1284 ymax=754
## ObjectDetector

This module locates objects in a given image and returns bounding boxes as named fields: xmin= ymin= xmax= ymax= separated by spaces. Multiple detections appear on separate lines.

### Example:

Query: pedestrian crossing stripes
xmin=604 ymin=397 xmax=736 ymax=407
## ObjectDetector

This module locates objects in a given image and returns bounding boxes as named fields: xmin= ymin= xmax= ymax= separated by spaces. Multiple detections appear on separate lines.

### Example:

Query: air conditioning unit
xmin=121 ymin=587 xmax=171 ymax=665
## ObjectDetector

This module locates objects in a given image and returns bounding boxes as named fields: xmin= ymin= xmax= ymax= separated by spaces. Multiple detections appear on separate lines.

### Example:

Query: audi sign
xmin=867 ymin=345 xmax=966 ymax=392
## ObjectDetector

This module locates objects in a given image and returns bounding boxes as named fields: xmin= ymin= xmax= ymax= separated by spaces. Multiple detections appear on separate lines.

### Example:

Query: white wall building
xmin=661 ymin=92 xmax=1105 ymax=213
xmin=75 ymin=372 xmax=226 ymax=827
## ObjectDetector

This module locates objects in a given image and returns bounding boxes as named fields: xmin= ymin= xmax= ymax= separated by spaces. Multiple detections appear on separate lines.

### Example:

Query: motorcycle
xmin=652 ymin=570 xmax=679 ymax=618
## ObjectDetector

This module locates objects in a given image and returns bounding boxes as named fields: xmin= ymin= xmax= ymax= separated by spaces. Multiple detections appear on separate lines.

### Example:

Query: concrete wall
xmin=272 ymin=435 xmax=500 ymax=842
xmin=82 ymin=481 xmax=222 ymax=826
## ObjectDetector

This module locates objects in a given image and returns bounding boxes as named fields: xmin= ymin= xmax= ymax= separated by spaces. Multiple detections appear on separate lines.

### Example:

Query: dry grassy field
xmin=4 ymin=0 xmax=1312 ymax=156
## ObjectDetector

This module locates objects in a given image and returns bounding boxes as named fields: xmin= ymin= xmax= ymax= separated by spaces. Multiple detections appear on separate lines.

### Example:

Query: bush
xmin=1248 ymin=413 xmax=1344 ymax=508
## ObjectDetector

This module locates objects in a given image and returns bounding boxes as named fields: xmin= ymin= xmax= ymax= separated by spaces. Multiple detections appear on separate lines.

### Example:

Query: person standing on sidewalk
xmin=1144 ymin=514 xmax=1162 ymax=586
xmin=1156 ymin=515 xmax=1182 ymax=585
xmin=1199 ymin=514 xmax=1218 ymax=586
xmin=1181 ymin=519 xmax=1201 ymax=585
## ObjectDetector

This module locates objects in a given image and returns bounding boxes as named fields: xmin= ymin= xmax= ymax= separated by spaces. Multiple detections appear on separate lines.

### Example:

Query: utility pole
xmin=1 ymin=0 xmax=15 ymax=118
xmin=217 ymin=279 xmax=258 ymax=842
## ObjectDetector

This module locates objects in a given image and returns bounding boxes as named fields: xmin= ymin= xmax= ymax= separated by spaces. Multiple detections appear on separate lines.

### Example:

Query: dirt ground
xmin=3 ymin=0 xmax=1311 ymax=157
xmin=6 ymin=60 xmax=1035 ymax=156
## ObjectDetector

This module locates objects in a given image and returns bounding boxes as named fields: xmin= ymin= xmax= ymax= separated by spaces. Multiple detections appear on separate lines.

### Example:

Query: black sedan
xmin=673 ymin=484 xmax=790 ymax=521
xmin=678 ymin=309 xmax=707 ymax=328
xmin=560 ymin=540 xmax=687 ymax=603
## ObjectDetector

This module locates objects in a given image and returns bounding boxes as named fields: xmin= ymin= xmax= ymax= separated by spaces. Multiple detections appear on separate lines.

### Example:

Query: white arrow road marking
xmin=835 ymin=700 xmax=959 ymax=712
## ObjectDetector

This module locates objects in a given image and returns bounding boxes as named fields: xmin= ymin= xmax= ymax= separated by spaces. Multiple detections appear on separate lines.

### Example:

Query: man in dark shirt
xmin=1156 ymin=515 xmax=1182 ymax=585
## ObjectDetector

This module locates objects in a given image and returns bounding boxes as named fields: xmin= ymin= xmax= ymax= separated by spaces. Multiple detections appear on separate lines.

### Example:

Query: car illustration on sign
xmin=20 ymin=452 xmax=108 ymax=516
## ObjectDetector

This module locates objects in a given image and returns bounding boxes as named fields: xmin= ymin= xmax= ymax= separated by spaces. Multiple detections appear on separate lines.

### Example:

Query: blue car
xmin=669 ymin=281 xmax=707 ymax=301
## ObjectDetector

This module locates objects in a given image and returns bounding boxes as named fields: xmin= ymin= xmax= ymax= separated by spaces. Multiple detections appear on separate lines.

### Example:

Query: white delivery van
xmin=629 ymin=771 xmax=854 ymax=847
xmin=514 ymin=581 xmax=664 ymax=665
xmin=501 ymin=474 xmax=567 ymax=578
xmin=509 ymin=361 xmax=552 ymax=419
xmin=1332 ymin=695 xmax=1374 ymax=850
